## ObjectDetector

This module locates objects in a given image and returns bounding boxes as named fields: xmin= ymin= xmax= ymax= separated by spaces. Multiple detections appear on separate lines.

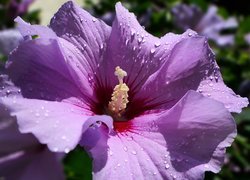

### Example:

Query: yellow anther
xmin=108 ymin=66 xmax=129 ymax=117
xmin=115 ymin=66 xmax=127 ymax=84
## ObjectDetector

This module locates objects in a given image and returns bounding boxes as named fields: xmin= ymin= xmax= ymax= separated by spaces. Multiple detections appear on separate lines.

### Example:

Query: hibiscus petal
xmin=0 ymin=106 xmax=65 ymax=179
xmin=156 ymin=91 xmax=236 ymax=175
xmin=0 ymin=75 xmax=22 ymax=97
xmin=0 ymin=97 xmax=112 ymax=153
xmin=0 ymin=148 xmax=65 ymax=180
xmin=0 ymin=108 xmax=37 ymax=155
xmin=88 ymin=91 xmax=236 ymax=179
xmin=6 ymin=37 xmax=88 ymax=103
xmin=15 ymin=17 xmax=56 ymax=39
xmin=198 ymin=78 xmax=249 ymax=113
xmin=138 ymin=35 xmax=248 ymax=112
xmin=13 ymin=149 xmax=65 ymax=180
xmin=50 ymin=1 xmax=111 ymax=79
xmin=102 ymin=3 xmax=195 ymax=95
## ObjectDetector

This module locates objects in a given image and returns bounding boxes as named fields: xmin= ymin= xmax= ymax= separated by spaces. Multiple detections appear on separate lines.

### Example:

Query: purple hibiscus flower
xmin=0 ymin=75 xmax=64 ymax=180
xmin=172 ymin=4 xmax=238 ymax=47
xmin=0 ymin=1 xmax=248 ymax=179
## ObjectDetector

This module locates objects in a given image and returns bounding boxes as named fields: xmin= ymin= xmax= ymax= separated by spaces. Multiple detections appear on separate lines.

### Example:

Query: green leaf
xmin=63 ymin=147 xmax=92 ymax=180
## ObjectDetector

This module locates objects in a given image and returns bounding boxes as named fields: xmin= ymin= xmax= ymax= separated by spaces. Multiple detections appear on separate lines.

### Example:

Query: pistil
xmin=108 ymin=66 xmax=129 ymax=118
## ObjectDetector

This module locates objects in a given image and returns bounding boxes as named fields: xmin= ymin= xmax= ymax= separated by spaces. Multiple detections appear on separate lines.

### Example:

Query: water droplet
xmin=92 ymin=18 xmax=96 ymax=22
xmin=126 ymin=137 xmax=133 ymax=141
xmin=131 ymin=150 xmax=137 ymax=155
xmin=150 ymin=48 xmax=156 ymax=54
xmin=6 ymin=90 xmax=10 ymax=95
xmin=165 ymin=164 xmax=170 ymax=169
xmin=125 ymin=39 xmax=129 ymax=45
xmin=100 ymin=44 xmax=104 ymax=50
xmin=131 ymin=28 xmax=136 ymax=36
xmin=138 ymin=38 xmax=142 ymax=43
xmin=109 ymin=150 xmax=113 ymax=156
xmin=154 ymin=41 xmax=161 ymax=47
xmin=123 ymin=146 xmax=128 ymax=152
xmin=64 ymin=148 xmax=70 ymax=153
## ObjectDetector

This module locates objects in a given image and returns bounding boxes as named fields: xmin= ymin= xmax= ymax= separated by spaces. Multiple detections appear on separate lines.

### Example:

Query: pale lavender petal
xmin=0 ymin=148 xmax=64 ymax=180
xmin=50 ymin=1 xmax=111 ymax=81
xmin=0 ymin=106 xmax=37 ymax=155
xmin=80 ymin=125 xmax=109 ymax=169
xmin=101 ymin=2 xmax=160 ymax=91
xmin=198 ymin=78 xmax=248 ymax=113
xmin=15 ymin=148 xmax=64 ymax=180
xmin=0 ymin=97 xmax=113 ymax=153
xmin=0 ymin=74 xmax=22 ymax=97
xmin=57 ymin=38 xmax=98 ymax=102
xmin=6 ymin=38 xmax=87 ymax=103
xmin=0 ymin=106 xmax=65 ymax=180
xmin=0 ymin=29 xmax=23 ymax=56
xmin=137 ymin=35 xmax=248 ymax=112
xmin=100 ymin=2 xmax=196 ymax=95
xmin=88 ymin=91 xmax=236 ymax=179
xmin=156 ymin=91 xmax=236 ymax=175
xmin=15 ymin=17 xmax=57 ymax=39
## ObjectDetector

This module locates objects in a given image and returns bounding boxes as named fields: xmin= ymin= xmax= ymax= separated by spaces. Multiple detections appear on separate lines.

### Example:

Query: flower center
xmin=108 ymin=66 xmax=129 ymax=120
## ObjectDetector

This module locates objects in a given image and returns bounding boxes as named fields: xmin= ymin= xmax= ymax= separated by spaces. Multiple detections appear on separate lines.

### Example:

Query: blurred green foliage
xmin=63 ymin=147 xmax=92 ymax=180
